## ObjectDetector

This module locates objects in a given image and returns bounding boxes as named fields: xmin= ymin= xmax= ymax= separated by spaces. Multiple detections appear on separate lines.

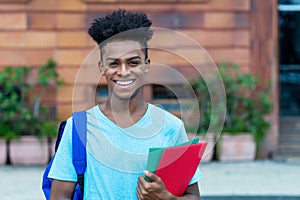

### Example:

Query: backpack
xmin=42 ymin=111 xmax=87 ymax=200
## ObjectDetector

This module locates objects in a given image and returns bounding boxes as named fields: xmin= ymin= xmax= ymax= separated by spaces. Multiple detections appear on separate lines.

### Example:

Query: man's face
xmin=100 ymin=40 xmax=150 ymax=100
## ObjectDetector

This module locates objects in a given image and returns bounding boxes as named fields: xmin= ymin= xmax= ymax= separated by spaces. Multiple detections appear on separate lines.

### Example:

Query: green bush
xmin=0 ymin=59 xmax=63 ymax=140
xmin=190 ymin=62 xmax=273 ymax=142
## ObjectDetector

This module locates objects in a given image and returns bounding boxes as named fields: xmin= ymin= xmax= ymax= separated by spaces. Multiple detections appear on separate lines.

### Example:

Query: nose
xmin=118 ymin=63 xmax=131 ymax=76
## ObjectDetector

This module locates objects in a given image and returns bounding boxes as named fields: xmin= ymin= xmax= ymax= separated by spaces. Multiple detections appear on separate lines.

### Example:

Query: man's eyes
xmin=108 ymin=61 xmax=141 ymax=67
xmin=128 ymin=61 xmax=140 ymax=66
xmin=109 ymin=62 xmax=119 ymax=67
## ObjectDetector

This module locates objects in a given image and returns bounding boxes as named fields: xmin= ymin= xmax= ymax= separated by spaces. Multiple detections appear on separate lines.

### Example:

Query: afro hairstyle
xmin=88 ymin=9 xmax=153 ymax=58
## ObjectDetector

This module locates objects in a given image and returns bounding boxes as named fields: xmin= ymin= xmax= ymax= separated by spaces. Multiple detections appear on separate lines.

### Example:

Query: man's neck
xmin=104 ymin=95 xmax=146 ymax=114
xmin=99 ymin=95 xmax=148 ymax=128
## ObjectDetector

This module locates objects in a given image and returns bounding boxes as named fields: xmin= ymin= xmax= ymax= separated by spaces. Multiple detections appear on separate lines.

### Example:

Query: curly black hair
xmin=88 ymin=9 xmax=153 ymax=58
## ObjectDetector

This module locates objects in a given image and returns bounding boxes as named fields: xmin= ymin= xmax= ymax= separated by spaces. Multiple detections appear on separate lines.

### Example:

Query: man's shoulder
xmin=63 ymin=106 xmax=98 ymax=123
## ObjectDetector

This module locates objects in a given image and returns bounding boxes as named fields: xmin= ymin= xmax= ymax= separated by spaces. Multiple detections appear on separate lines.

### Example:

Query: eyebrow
xmin=105 ymin=56 xmax=142 ymax=61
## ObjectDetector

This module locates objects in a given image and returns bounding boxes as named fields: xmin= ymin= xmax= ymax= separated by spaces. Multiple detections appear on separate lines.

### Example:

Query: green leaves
xmin=37 ymin=59 xmax=63 ymax=87
xmin=189 ymin=75 xmax=212 ymax=134
xmin=189 ymin=62 xmax=273 ymax=142
xmin=0 ymin=59 xmax=64 ymax=140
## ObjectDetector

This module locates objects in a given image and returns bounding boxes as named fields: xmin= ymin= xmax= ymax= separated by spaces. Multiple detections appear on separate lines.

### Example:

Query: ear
xmin=98 ymin=60 xmax=105 ymax=75
xmin=144 ymin=58 xmax=150 ymax=73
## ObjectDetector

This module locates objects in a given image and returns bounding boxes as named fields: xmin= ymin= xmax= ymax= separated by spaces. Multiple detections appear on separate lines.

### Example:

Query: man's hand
xmin=136 ymin=170 xmax=176 ymax=200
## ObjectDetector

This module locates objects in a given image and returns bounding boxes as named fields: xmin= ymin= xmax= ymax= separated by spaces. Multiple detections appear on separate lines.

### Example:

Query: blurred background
xmin=0 ymin=0 xmax=299 ymax=199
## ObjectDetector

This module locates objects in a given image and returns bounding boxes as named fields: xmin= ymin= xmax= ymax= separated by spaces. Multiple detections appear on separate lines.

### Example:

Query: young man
xmin=48 ymin=9 xmax=202 ymax=200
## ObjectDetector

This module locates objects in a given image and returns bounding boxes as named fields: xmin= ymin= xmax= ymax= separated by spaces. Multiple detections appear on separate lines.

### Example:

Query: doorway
xmin=279 ymin=1 xmax=300 ymax=116
xmin=277 ymin=0 xmax=300 ymax=159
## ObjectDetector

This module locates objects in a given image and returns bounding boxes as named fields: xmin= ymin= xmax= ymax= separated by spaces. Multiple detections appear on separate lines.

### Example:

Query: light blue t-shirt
xmin=48 ymin=104 xmax=202 ymax=199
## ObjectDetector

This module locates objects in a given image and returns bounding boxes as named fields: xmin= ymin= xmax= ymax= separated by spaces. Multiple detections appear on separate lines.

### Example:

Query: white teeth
xmin=116 ymin=80 xmax=134 ymax=86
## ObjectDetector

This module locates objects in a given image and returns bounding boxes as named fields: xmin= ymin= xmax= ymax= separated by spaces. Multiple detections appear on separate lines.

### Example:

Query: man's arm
xmin=137 ymin=171 xmax=200 ymax=200
xmin=180 ymin=183 xmax=201 ymax=200
xmin=50 ymin=180 xmax=76 ymax=200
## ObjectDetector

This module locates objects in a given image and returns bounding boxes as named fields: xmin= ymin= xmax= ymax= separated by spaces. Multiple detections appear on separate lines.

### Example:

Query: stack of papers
xmin=145 ymin=138 xmax=207 ymax=196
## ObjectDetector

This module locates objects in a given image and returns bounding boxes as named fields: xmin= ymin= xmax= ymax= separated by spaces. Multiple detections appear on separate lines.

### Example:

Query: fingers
xmin=144 ymin=170 xmax=161 ymax=183
xmin=138 ymin=175 xmax=147 ymax=188
xmin=137 ymin=173 xmax=169 ymax=200
xmin=136 ymin=183 xmax=142 ymax=200
xmin=137 ymin=176 xmax=152 ymax=200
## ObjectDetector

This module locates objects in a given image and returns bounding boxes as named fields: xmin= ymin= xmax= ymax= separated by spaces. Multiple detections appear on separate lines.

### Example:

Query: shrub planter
xmin=187 ymin=133 xmax=215 ymax=162
xmin=217 ymin=133 xmax=256 ymax=161
xmin=0 ymin=139 xmax=5 ymax=164
xmin=10 ymin=136 xmax=48 ymax=165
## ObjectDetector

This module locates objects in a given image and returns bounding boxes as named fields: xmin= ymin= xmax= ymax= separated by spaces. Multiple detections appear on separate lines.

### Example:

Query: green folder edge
xmin=144 ymin=137 xmax=199 ymax=182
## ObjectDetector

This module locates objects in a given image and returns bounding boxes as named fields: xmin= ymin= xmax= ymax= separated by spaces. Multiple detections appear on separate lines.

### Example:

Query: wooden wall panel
xmin=26 ymin=0 xmax=56 ymax=11
xmin=0 ymin=0 xmax=279 ymax=157
xmin=54 ymin=50 xmax=87 ymax=66
xmin=56 ymin=14 xmax=86 ymax=30
xmin=0 ymin=0 xmax=276 ymax=142
xmin=86 ymin=0 xmax=251 ymax=12
xmin=56 ymin=0 xmax=87 ymax=11
xmin=251 ymin=0 xmax=279 ymax=157
xmin=0 ymin=13 xmax=27 ymax=30
xmin=57 ymin=31 xmax=88 ymax=48
xmin=0 ymin=32 xmax=26 ymax=48
xmin=26 ymin=50 xmax=55 ymax=66
xmin=0 ymin=49 xmax=28 ymax=66
xmin=178 ymin=30 xmax=250 ymax=47
xmin=204 ymin=13 xmax=249 ymax=29
xmin=28 ymin=14 xmax=56 ymax=30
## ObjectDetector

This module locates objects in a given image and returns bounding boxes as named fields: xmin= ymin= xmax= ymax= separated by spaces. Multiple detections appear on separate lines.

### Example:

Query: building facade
xmin=0 ymin=0 xmax=285 ymax=158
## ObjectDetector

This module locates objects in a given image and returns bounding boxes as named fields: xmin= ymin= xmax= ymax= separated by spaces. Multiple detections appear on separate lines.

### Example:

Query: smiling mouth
xmin=113 ymin=80 xmax=135 ymax=86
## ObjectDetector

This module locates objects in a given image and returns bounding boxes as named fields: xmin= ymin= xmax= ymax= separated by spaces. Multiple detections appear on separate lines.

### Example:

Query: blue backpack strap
xmin=72 ymin=110 xmax=87 ymax=194
xmin=42 ymin=120 xmax=68 ymax=200
xmin=55 ymin=121 xmax=67 ymax=152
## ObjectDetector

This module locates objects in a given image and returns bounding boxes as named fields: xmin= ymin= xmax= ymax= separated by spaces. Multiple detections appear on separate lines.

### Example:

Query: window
xmin=152 ymin=84 xmax=193 ymax=117
xmin=95 ymin=85 xmax=108 ymax=104
xmin=279 ymin=0 xmax=300 ymax=116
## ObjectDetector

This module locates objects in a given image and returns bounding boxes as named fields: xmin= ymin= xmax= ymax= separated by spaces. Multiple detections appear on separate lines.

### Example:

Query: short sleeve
xmin=48 ymin=118 xmax=77 ymax=182
xmin=189 ymin=166 xmax=202 ymax=185
xmin=173 ymin=122 xmax=189 ymax=144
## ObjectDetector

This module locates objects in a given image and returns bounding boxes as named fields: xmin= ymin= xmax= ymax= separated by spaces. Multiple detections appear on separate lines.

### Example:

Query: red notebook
xmin=155 ymin=142 xmax=207 ymax=196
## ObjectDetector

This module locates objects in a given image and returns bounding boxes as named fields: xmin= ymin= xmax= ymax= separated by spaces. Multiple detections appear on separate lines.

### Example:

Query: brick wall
xmin=0 ymin=0 xmax=279 ymax=156
xmin=0 ymin=0 xmax=254 ymax=119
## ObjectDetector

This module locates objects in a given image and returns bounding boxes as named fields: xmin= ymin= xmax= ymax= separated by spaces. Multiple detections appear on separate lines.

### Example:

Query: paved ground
xmin=199 ymin=160 xmax=300 ymax=196
xmin=0 ymin=160 xmax=299 ymax=200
